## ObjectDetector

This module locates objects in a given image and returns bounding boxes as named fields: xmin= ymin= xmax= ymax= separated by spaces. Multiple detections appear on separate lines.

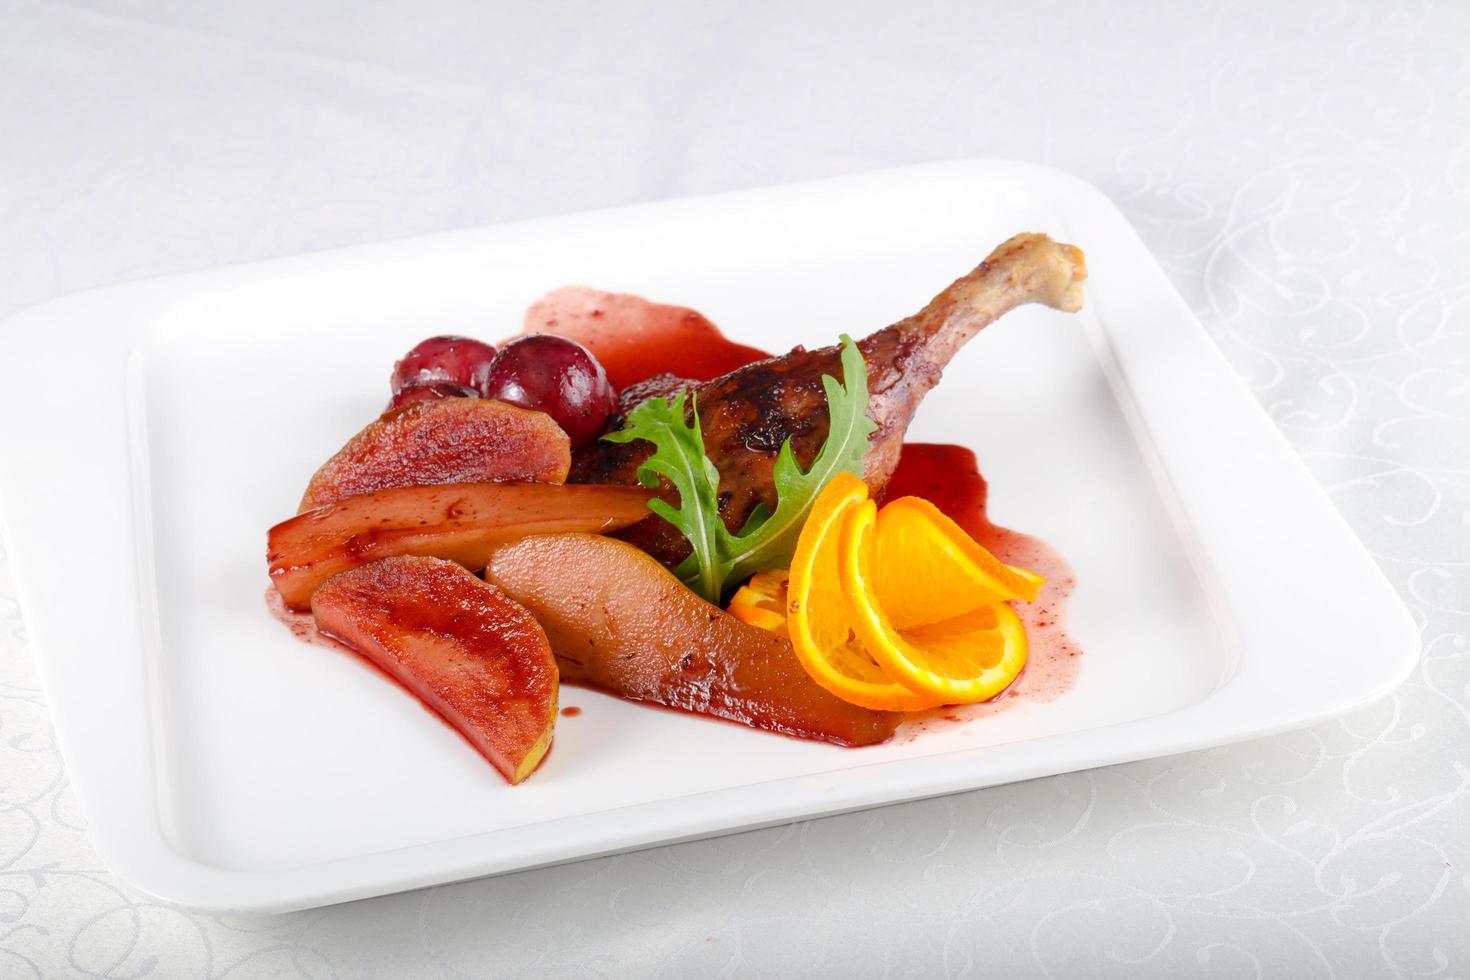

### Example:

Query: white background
xmin=1 ymin=1 xmax=1466 ymax=976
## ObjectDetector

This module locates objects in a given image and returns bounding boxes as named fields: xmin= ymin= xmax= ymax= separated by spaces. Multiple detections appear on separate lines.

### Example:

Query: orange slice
xmin=842 ymin=501 xmax=1029 ymax=703
xmin=728 ymin=569 xmax=791 ymax=637
xmin=872 ymin=495 xmax=1044 ymax=630
xmin=785 ymin=475 xmax=945 ymax=712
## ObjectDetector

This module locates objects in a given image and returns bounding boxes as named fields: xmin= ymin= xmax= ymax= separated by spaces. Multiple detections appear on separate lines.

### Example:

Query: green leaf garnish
xmin=604 ymin=334 xmax=876 ymax=603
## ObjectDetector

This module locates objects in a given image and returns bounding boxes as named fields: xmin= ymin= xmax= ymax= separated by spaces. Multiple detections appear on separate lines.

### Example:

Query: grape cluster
xmin=389 ymin=334 xmax=618 ymax=447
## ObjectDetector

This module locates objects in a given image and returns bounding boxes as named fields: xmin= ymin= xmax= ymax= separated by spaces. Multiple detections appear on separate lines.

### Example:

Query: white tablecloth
xmin=2 ymin=1 xmax=1466 ymax=975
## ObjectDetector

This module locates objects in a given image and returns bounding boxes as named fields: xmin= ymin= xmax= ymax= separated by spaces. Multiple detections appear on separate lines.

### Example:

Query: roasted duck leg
xmin=572 ymin=232 xmax=1088 ymax=567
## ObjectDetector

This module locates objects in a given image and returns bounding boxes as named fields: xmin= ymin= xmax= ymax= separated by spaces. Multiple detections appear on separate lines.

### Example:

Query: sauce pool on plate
xmin=519 ymin=286 xmax=769 ymax=388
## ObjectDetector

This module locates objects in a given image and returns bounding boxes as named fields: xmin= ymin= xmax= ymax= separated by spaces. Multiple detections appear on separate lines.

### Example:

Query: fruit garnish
xmin=300 ymin=398 xmax=571 ymax=512
xmin=727 ymin=569 xmax=790 ymax=636
xmin=269 ymin=482 xmax=651 ymax=610
xmin=475 ymin=334 xmax=619 ymax=449
xmin=841 ymin=500 xmax=1030 ymax=704
xmin=784 ymin=474 xmax=945 ymax=711
xmin=311 ymin=556 xmax=557 ymax=784
xmin=485 ymin=533 xmax=901 ymax=746
xmin=779 ymin=474 xmax=1039 ymax=708
xmin=603 ymin=335 xmax=876 ymax=603
xmin=391 ymin=335 xmax=498 ymax=396
xmin=872 ymin=495 xmax=1043 ymax=630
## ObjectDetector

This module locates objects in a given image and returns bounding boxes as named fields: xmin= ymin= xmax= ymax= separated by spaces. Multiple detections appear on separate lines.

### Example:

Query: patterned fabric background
xmin=0 ymin=1 xmax=1465 ymax=975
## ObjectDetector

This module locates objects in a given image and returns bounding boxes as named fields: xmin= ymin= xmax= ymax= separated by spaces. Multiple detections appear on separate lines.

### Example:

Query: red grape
xmin=475 ymin=335 xmax=619 ymax=447
xmin=391 ymin=335 xmax=497 ymax=394
xmin=385 ymin=380 xmax=479 ymax=412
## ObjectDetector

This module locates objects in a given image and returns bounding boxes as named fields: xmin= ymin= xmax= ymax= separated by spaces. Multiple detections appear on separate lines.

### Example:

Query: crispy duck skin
xmin=572 ymin=233 xmax=1088 ymax=567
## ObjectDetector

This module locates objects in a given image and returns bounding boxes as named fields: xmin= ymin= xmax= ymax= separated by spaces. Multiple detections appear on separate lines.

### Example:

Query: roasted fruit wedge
xmin=300 ymin=397 xmax=571 ymax=512
xmin=485 ymin=533 xmax=902 ymax=746
xmin=270 ymin=482 xmax=650 ymax=610
xmin=312 ymin=556 xmax=557 ymax=784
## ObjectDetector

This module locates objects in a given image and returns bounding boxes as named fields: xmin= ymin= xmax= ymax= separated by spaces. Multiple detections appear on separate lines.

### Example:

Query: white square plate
xmin=0 ymin=161 xmax=1417 ymax=913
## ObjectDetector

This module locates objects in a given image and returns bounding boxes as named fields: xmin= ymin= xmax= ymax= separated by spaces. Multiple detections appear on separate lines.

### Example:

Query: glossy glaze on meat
xmin=572 ymin=233 xmax=1088 ymax=567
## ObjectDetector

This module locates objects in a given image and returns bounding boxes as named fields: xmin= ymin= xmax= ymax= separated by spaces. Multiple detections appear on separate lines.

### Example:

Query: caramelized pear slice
xmin=312 ymin=556 xmax=557 ymax=784
xmin=485 ymin=533 xmax=901 ymax=747
xmin=300 ymin=398 xmax=570 ymax=512
xmin=270 ymin=482 xmax=650 ymax=610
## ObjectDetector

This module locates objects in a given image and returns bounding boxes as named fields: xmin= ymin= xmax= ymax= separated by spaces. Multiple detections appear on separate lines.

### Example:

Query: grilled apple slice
xmin=269 ymin=482 xmax=650 ymax=610
xmin=485 ymin=533 xmax=902 ymax=746
xmin=312 ymin=556 xmax=557 ymax=784
xmin=300 ymin=398 xmax=570 ymax=512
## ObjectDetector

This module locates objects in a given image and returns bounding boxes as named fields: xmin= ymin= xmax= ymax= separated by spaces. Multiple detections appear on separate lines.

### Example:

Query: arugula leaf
xmin=604 ymin=334 xmax=876 ymax=603
xmin=602 ymin=388 xmax=727 ymax=602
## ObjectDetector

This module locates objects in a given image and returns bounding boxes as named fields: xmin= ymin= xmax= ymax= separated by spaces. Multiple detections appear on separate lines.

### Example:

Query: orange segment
xmin=873 ymin=495 xmax=1044 ymax=630
xmin=728 ymin=569 xmax=791 ymax=637
xmin=842 ymin=502 xmax=1028 ymax=704
xmin=786 ymin=476 xmax=945 ymax=712
xmin=729 ymin=603 xmax=788 ymax=634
